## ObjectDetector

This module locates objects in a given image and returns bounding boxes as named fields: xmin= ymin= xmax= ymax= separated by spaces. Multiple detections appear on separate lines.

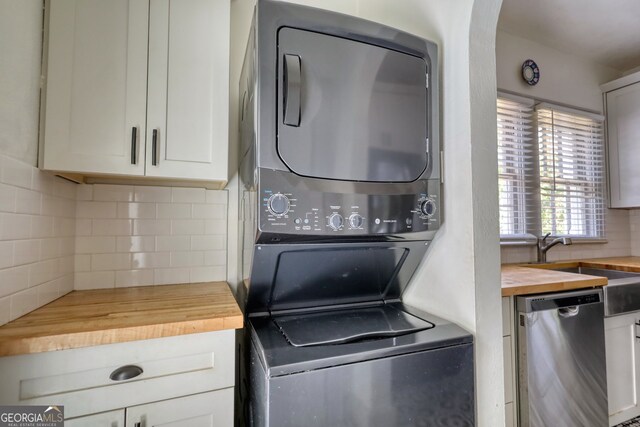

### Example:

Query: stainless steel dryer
xmin=238 ymin=1 xmax=475 ymax=426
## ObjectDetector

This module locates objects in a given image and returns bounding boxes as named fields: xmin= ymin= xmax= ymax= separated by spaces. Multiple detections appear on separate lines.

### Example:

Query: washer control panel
xmin=258 ymin=171 xmax=440 ymax=236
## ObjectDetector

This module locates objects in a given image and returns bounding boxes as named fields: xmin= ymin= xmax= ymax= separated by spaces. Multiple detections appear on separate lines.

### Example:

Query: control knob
xmin=419 ymin=198 xmax=436 ymax=218
xmin=349 ymin=214 xmax=364 ymax=229
xmin=328 ymin=213 xmax=344 ymax=231
xmin=267 ymin=193 xmax=290 ymax=216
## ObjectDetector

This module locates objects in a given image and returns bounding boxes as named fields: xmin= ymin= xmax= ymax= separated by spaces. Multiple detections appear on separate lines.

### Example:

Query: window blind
xmin=497 ymin=97 xmax=537 ymax=238
xmin=536 ymin=105 xmax=605 ymax=238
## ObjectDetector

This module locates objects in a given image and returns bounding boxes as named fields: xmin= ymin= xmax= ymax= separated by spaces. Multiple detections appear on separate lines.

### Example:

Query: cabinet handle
xmin=135 ymin=423 xmax=141 ymax=427
xmin=109 ymin=364 xmax=143 ymax=381
xmin=283 ymin=54 xmax=301 ymax=127
xmin=152 ymin=129 xmax=159 ymax=166
xmin=130 ymin=127 xmax=137 ymax=165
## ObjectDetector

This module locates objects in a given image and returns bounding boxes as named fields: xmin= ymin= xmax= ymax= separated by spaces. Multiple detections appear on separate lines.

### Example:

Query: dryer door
xmin=277 ymin=27 xmax=429 ymax=183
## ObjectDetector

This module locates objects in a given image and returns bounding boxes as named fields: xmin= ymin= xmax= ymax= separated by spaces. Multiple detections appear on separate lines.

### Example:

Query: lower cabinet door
xmin=605 ymin=312 xmax=640 ymax=426
xmin=126 ymin=388 xmax=234 ymax=427
xmin=65 ymin=409 xmax=125 ymax=427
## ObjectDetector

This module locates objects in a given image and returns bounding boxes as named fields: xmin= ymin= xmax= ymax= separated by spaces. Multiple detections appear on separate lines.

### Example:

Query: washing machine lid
xmin=273 ymin=305 xmax=434 ymax=347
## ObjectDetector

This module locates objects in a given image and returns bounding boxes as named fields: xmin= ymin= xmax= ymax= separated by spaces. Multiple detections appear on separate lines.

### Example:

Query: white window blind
xmin=536 ymin=105 xmax=605 ymax=238
xmin=497 ymin=97 xmax=537 ymax=238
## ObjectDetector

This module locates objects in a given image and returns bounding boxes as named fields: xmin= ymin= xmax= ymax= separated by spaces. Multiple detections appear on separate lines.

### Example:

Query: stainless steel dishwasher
xmin=517 ymin=288 xmax=608 ymax=427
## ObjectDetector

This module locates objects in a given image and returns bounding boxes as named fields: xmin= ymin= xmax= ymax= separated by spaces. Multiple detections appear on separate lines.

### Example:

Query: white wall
xmin=0 ymin=0 xmax=42 ymax=166
xmin=496 ymin=30 xmax=621 ymax=113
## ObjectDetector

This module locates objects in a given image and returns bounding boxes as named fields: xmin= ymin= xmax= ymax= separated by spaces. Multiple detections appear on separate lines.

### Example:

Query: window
xmin=497 ymin=95 xmax=605 ymax=241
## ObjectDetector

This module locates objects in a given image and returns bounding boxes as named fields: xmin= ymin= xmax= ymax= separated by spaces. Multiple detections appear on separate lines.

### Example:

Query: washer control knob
xmin=267 ymin=193 xmax=290 ymax=216
xmin=328 ymin=213 xmax=344 ymax=231
xmin=349 ymin=214 xmax=364 ymax=229
xmin=420 ymin=199 xmax=436 ymax=218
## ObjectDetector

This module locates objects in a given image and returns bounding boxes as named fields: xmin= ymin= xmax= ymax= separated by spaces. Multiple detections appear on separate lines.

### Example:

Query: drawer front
xmin=65 ymin=409 xmax=125 ymax=427
xmin=0 ymin=330 xmax=235 ymax=418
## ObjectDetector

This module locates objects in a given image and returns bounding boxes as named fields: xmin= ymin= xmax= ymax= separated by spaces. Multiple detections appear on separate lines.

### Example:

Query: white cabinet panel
xmin=65 ymin=410 xmax=124 ymax=427
xmin=503 ymin=336 xmax=513 ymax=404
xmin=605 ymin=312 xmax=640 ymax=426
xmin=42 ymin=0 xmax=148 ymax=176
xmin=606 ymin=80 xmax=640 ymax=207
xmin=502 ymin=296 xmax=511 ymax=336
xmin=505 ymin=402 xmax=515 ymax=427
xmin=126 ymin=389 xmax=234 ymax=427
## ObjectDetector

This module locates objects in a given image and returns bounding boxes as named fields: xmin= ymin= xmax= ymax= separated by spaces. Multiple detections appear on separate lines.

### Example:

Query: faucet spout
xmin=537 ymin=233 xmax=572 ymax=263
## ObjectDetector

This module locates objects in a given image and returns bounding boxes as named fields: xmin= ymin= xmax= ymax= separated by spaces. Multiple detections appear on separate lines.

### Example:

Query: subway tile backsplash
xmin=74 ymin=184 xmax=227 ymax=290
xmin=0 ymin=154 xmax=75 ymax=325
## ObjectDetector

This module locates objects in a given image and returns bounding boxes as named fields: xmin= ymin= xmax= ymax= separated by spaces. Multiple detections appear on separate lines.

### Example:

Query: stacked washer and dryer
xmin=238 ymin=1 xmax=475 ymax=425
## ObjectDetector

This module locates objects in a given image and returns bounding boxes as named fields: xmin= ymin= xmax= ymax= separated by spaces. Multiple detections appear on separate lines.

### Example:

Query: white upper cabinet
xmin=602 ymin=71 xmax=640 ymax=208
xmin=40 ymin=0 xmax=229 ymax=185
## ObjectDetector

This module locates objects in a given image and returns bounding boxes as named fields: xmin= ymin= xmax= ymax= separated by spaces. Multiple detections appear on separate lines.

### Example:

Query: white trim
xmin=497 ymin=91 xmax=535 ymax=107
xmin=535 ymin=102 xmax=605 ymax=122
xmin=600 ymin=70 xmax=640 ymax=93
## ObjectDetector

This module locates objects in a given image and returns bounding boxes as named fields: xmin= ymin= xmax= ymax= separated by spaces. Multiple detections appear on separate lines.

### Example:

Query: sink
xmin=546 ymin=266 xmax=640 ymax=316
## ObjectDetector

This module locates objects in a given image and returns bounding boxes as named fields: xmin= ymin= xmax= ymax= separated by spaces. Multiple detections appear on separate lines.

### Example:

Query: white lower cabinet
xmin=502 ymin=297 xmax=518 ymax=426
xmin=605 ymin=312 xmax=640 ymax=426
xmin=0 ymin=331 xmax=235 ymax=426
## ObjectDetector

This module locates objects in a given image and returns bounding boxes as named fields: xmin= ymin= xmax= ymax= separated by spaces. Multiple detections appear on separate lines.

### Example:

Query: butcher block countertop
xmin=0 ymin=282 xmax=243 ymax=357
xmin=501 ymin=257 xmax=640 ymax=297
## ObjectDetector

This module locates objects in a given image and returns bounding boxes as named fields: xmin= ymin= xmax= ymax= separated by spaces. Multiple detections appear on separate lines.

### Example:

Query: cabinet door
xmin=606 ymin=82 xmax=640 ymax=207
xmin=605 ymin=313 xmax=640 ymax=426
xmin=65 ymin=410 xmax=124 ymax=427
xmin=42 ymin=0 xmax=148 ymax=176
xmin=126 ymin=389 xmax=234 ymax=427
xmin=146 ymin=0 xmax=229 ymax=182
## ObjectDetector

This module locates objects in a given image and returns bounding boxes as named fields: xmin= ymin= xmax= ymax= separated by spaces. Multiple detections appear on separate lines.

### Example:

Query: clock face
xmin=522 ymin=59 xmax=540 ymax=86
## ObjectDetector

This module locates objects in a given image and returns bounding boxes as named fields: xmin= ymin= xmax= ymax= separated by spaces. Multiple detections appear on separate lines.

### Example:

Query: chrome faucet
xmin=537 ymin=233 xmax=573 ymax=263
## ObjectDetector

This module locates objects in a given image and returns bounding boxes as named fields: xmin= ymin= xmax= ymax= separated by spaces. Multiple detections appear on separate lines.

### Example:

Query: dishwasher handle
xmin=558 ymin=306 xmax=580 ymax=318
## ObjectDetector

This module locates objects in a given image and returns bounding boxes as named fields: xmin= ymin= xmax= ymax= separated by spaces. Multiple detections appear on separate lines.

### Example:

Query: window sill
xmin=500 ymin=237 xmax=608 ymax=247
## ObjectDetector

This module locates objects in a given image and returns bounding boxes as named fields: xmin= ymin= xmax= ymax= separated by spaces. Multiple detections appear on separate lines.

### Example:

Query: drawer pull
xmin=109 ymin=365 xmax=143 ymax=381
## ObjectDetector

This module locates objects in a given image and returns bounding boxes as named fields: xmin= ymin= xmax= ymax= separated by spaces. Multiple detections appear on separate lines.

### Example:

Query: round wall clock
xmin=522 ymin=59 xmax=540 ymax=85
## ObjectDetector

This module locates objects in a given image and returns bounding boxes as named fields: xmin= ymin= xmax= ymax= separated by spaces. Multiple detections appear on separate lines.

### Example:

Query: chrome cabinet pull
xmin=283 ymin=54 xmax=301 ymax=127
xmin=130 ymin=127 xmax=138 ymax=165
xmin=109 ymin=364 xmax=143 ymax=381
xmin=152 ymin=129 xmax=159 ymax=166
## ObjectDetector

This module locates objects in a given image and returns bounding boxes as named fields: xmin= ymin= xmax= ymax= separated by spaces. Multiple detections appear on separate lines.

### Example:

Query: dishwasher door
xmin=517 ymin=289 xmax=608 ymax=427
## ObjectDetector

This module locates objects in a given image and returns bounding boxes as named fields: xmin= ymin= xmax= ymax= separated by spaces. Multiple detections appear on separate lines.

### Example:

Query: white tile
xmin=115 ymin=269 xmax=154 ymax=287
xmin=204 ymin=250 xmax=227 ymax=266
xmin=75 ymin=236 xmax=116 ymax=254
xmin=133 ymin=219 xmax=172 ymax=236
xmin=156 ymin=235 xmax=190 ymax=252
xmin=40 ymin=195 xmax=57 ymax=217
xmin=154 ymin=267 xmax=190 ymax=285
xmin=170 ymin=251 xmax=205 ymax=267
xmin=204 ymin=219 xmax=227 ymax=235
xmin=157 ymin=203 xmax=191 ymax=219
xmin=117 ymin=202 xmax=156 ymax=219
xmin=92 ymin=219 xmax=132 ymax=236
xmin=74 ymin=254 xmax=91 ymax=272
xmin=1 ymin=155 xmax=32 ymax=189
xmin=134 ymin=186 xmax=171 ymax=203
xmin=40 ymin=238 xmax=61 ymax=260
xmin=191 ymin=235 xmax=225 ymax=251
xmin=31 ymin=169 xmax=54 ymax=195
xmin=171 ymin=219 xmax=204 ymax=235
xmin=76 ymin=201 xmax=117 ymax=219
xmin=15 ymin=188 xmax=41 ymax=215
xmin=0 ymin=183 xmax=16 ymax=213
xmin=0 ymin=241 xmax=13 ymax=268
xmin=190 ymin=266 xmax=226 ymax=283
xmin=91 ymin=253 xmax=131 ymax=271
xmin=75 ymin=184 xmax=93 ymax=201
xmin=29 ymin=259 xmax=58 ymax=287
xmin=75 ymin=219 xmax=92 ymax=236
xmin=192 ymin=204 xmax=226 ymax=219
xmin=36 ymin=279 xmax=60 ymax=306
xmin=60 ymin=237 xmax=75 ymax=256
xmin=10 ymin=287 xmax=38 ymax=321
xmin=0 ymin=265 xmax=30 ymax=298
xmin=0 ymin=213 xmax=31 ymax=240
xmin=75 ymin=271 xmax=115 ymax=290
xmin=132 ymin=252 xmax=171 ymax=269
xmin=205 ymin=190 xmax=228 ymax=204
xmin=93 ymin=184 xmax=135 ymax=202
xmin=14 ymin=239 xmax=40 ymax=265
xmin=116 ymin=236 xmax=156 ymax=253
xmin=58 ymin=198 xmax=76 ymax=218
xmin=53 ymin=178 xmax=77 ymax=199
xmin=58 ymin=274 xmax=73 ymax=294
xmin=0 ymin=296 xmax=10 ymax=326
xmin=58 ymin=255 xmax=74 ymax=275
xmin=53 ymin=217 xmax=75 ymax=237
xmin=171 ymin=187 xmax=206 ymax=203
